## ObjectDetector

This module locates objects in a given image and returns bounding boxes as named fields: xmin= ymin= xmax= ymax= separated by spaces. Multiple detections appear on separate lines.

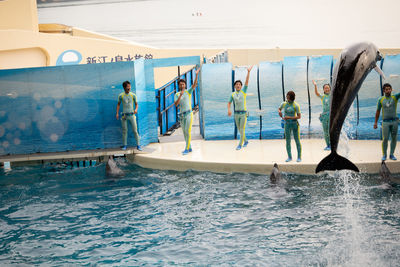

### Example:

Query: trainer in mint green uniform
xmin=116 ymin=81 xmax=141 ymax=151
xmin=228 ymin=66 xmax=253 ymax=150
xmin=278 ymin=90 xmax=302 ymax=162
xmin=374 ymin=83 xmax=400 ymax=161
xmin=175 ymin=67 xmax=201 ymax=155
xmin=313 ymin=81 xmax=331 ymax=150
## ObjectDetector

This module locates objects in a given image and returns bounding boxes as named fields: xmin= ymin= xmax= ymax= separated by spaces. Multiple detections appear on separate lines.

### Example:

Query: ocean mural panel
xmin=201 ymin=63 xmax=234 ymax=140
xmin=382 ymin=54 xmax=400 ymax=140
xmin=259 ymin=61 xmax=284 ymax=139
xmin=357 ymin=60 xmax=382 ymax=139
xmin=0 ymin=61 xmax=157 ymax=156
xmin=308 ymin=55 xmax=333 ymax=138
xmin=283 ymin=56 xmax=310 ymax=137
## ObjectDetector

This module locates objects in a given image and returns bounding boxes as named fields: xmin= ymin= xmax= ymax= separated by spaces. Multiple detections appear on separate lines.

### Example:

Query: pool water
xmin=0 ymin=160 xmax=399 ymax=266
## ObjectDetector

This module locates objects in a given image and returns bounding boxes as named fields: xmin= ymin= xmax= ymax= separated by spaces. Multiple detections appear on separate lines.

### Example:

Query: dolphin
xmin=379 ymin=161 xmax=400 ymax=185
xmin=106 ymin=156 xmax=124 ymax=177
xmin=316 ymin=42 xmax=383 ymax=173
xmin=270 ymin=163 xmax=281 ymax=184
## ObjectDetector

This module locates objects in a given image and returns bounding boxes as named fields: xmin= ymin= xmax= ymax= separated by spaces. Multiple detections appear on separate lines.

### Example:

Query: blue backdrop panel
xmin=135 ymin=58 xmax=158 ymax=146
xmin=201 ymin=63 xmax=233 ymax=140
xmin=0 ymin=62 xmax=151 ymax=156
xmin=383 ymin=55 xmax=400 ymax=90
xmin=234 ymin=66 xmax=259 ymax=139
xmin=62 ymin=64 xmax=106 ymax=151
xmin=357 ymin=60 xmax=382 ymax=139
xmin=258 ymin=61 xmax=284 ymax=139
xmin=0 ymin=69 xmax=36 ymax=155
xmin=283 ymin=56 xmax=310 ymax=136
xmin=382 ymin=54 xmax=400 ymax=140
xmin=104 ymin=59 xmax=149 ymax=148
xmin=308 ymin=55 xmax=333 ymax=138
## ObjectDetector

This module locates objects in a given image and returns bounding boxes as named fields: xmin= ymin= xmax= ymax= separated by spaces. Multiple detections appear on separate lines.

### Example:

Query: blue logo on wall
xmin=56 ymin=50 xmax=82 ymax=66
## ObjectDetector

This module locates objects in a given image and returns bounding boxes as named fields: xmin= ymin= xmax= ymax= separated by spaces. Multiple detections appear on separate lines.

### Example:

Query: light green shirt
xmin=377 ymin=93 xmax=400 ymax=120
xmin=118 ymin=92 xmax=137 ymax=113
xmin=320 ymin=93 xmax=330 ymax=114
xmin=174 ymin=87 xmax=194 ymax=113
xmin=279 ymin=101 xmax=301 ymax=121
xmin=229 ymin=85 xmax=248 ymax=111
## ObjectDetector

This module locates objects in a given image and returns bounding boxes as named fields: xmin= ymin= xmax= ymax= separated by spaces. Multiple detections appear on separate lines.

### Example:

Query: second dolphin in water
xmin=106 ymin=156 xmax=125 ymax=177
xmin=316 ymin=42 xmax=384 ymax=173
xmin=270 ymin=163 xmax=281 ymax=184
xmin=379 ymin=161 xmax=400 ymax=185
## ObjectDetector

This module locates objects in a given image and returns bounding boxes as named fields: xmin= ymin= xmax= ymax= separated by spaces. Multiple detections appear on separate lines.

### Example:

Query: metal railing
xmin=156 ymin=66 xmax=199 ymax=135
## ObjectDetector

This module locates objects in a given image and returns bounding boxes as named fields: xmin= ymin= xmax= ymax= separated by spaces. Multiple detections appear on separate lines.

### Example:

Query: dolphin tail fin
xmin=315 ymin=151 xmax=359 ymax=173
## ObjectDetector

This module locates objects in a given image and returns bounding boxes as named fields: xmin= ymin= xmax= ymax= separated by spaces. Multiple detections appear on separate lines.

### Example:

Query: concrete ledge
xmin=131 ymin=139 xmax=400 ymax=175
xmin=0 ymin=147 xmax=139 ymax=164
xmin=1 ymin=139 xmax=398 ymax=175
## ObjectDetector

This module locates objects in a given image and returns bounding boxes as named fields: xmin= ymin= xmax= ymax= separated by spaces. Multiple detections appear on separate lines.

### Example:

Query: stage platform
xmin=131 ymin=139 xmax=399 ymax=175
xmin=0 ymin=138 xmax=397 ymax=175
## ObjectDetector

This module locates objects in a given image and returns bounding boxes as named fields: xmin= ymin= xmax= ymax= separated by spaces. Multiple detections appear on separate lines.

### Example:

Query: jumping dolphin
xmin=270 ymin=163 xmax=281 ymax=184
xmin=379 ymin=161 xmax=400 ymax=185
xmin=316 ymin=42 xmax=383 ymax=173
xmin=106 ymin=156 xmax=124 ymax=177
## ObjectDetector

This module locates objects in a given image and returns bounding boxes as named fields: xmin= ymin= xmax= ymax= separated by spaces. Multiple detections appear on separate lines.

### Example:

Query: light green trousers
xmin=180 ymin=112 xmax=193 ymax=150
xmin=382 ymin=120 xmax=398 ymax=156
xmin=234 ymin=113 xmax=247 ymax=146
xmin=284 ymin=120 xmax=301 ymax=159
xmin=320 ymin=113 xmax=330 ymax=147
xmin=121 ymin=114 xmax=140 ymax=146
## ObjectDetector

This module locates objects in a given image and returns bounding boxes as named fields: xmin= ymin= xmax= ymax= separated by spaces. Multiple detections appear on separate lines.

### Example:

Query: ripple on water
xmin=0 ymin=163 xmax=399 ymax=265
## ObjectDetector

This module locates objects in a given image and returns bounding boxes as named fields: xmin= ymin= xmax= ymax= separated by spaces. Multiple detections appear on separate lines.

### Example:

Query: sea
xmin=37 ymin=0 xmax=400 ymax=49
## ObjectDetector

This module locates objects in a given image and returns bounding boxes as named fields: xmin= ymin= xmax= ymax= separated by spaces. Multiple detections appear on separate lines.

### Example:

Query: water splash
xmin=338 ymin=104 xmax=356 ymax=157
xmin=323 ymin=170 xmax=384 ymax=266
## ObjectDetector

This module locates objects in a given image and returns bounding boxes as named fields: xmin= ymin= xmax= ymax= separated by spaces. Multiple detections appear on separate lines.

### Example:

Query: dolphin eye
xmin=377 ymin=51 xmax=383 ymax=61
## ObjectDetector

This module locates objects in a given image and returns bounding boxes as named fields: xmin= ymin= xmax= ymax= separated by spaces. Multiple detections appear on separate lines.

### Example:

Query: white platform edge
xmin=131 ymin=139 xmax=400 ymax=175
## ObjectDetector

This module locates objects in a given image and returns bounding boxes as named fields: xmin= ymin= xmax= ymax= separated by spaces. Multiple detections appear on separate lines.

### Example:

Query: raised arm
xmin=244 ymin=66 xmax=253 ymax=87
xmin=192 ymin=67 xmax=201 ymax=89
xmin=188 ymin=66 xmax=201 ymax=94
xmin=313 ymin=80 xmax=321 ymax=98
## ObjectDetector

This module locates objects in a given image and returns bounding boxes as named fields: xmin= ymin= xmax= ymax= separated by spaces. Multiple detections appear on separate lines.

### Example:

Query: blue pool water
xmin=1 ymin=160 xmax=400 ymax=266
